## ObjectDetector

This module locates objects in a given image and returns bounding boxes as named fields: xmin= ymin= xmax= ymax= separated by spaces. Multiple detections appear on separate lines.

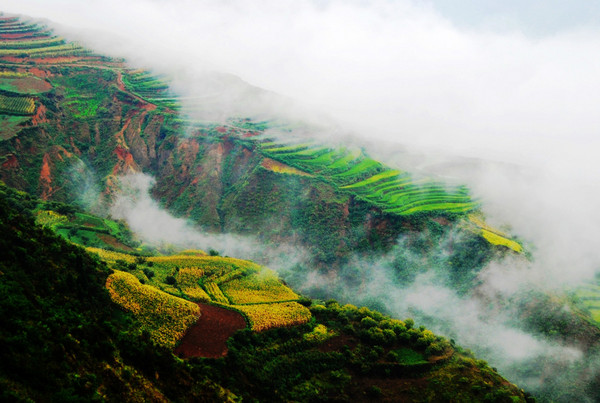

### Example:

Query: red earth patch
xmin=174 ymin=303 xmax=247 ymax=359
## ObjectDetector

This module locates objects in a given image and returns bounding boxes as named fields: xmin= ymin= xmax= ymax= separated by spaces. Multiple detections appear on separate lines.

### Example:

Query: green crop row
xmin=260 ymin=140 xmax=477 ymax=216
xmin=0 ymin=36 xmax=65 ymax=50
xmin=0 ymin=93 xmax=35 ymax=115
xmin=0 ymin=23 xmax=40 ymax=33
xmin=0 ymin=42 xmax=84 ymax=56
xmin=121 ymin=70 xmax=177 ymax=109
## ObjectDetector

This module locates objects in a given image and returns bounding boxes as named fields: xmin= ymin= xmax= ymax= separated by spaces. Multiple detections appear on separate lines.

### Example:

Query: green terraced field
xmin=261 ymin=140 xmax=478 ymax=216
xmin=0 ymin=115 xmax=29 ymax=139
xmin=122 ymin=69 xmax=179 ymax=110
xmin=0 ymin=18 xmax=89 ymax=59
xmin=574 ymin=283 xmax=600 ymax=324
xmin=0 ymin=36 xmax=65 ymax=49
xmin=0 ymin=93 xmax=35 ymax=115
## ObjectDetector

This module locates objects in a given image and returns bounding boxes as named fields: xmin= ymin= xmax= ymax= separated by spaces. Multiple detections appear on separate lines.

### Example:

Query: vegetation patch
xmin=480 ymin=229 xmax=523 ymax=253
xmin=221 ymin=269 xmax=300 ymax=304
xmin=260 ymin=139 xmax=478 ymax=216
xmin=261 ymin=157 xmax=313 ymax=176
xmin=235 ymin=301 xmax=312 ymax=331
xmin=0 ymin=76 xmax=51 ymax=94
xmin=0 ymin=93 xmax=35 ymax=115
xmin=574 ymin=283 xmax=600 ymax=325
xmin=106 ymin=270 xmax=201 ymax=348
xmin=0 ymin=115 xmax=29 ymax=140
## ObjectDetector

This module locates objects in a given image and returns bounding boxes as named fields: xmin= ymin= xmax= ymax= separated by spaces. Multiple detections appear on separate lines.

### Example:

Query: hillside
xmin=1 ymin=12 xmax=600 ymax=402
xmin=0 ymin=14 xmax=519 ymax=270
xmin=0 ymin=182 xmax=529 ymax=401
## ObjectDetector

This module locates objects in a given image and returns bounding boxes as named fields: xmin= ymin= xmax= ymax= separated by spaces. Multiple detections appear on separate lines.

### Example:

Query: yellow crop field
xmin=35 ymin=210 xmax=67 ymax=227
xmin=179 ymin=249 xmax=207 ymax=256
xmin=148 ymin=255 xmax=260 ymax=279
xmin=204 ymin=281 xmax=230 ymax=304
xmin=86 ymin=247 xmax=137 ymax=263
xmin=176 ymin=267 xmax=205 ymax=285
xmin=106 ymin=271 xmax=200 ymax=347
xmin=221 ymin=270 xmax=299 ymax=304
xmin=181 ymin=286 xmax=212 ymax=302
xmin=468 ymin=214 xmax=522 ymax=253
xmin=481 ymin=229 xmax=522 ymax=253
xmin=234 ymin=302 xmax=311 ymax=332
xmin=261 ymin=158 xmax=313 ymax=177
xmin=177 ymin=267 xmax=212 ymax=302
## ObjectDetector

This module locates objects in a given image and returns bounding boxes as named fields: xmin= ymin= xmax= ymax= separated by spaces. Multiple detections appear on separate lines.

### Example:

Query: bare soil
xmin=174 ymin=303 xmax=247 ymax=359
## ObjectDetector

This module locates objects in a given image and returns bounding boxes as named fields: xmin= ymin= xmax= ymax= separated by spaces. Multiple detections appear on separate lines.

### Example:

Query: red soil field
xmin=0 ymin=33 xmax=33 ymax=40
xmin=174 ymin=303 xmax=247 ymax=359
xmin=97 ymin=234 xmax=134 ymax=252
xmin=12 ymin=76 xmax=51 ymax=93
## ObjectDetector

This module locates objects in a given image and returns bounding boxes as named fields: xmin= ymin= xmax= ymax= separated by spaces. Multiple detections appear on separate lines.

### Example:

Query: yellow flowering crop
xmin=480 ymin=229 xmax=522 ymax=253
xmin=87 ymin=247 xmax=137 ymax=263
xmin=106 ymin=271 xmax=201 ymax=348
xmin=221 ymin=271 xmax=299 ymax=304
xmin=35 ymin=210 xmax=68 ymax=228
xmin=234 ymin=302 xmax=311 ymax=332
xmin=148 ymin=255 xmax=259 ymax=278
xmin=303 ymin=324 xmax=336 ymax=343
xmin=203 ymin=281 xmax=230 ymax=304
xmin=176 ymin=267 xmax=205 ymax=286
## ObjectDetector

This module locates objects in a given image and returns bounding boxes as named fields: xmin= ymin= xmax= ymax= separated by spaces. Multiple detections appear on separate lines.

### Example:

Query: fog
xmin=109 ymin=173 xmax=306 ymax=270
xmin=3 ymin=0 xmax=600 ymax=400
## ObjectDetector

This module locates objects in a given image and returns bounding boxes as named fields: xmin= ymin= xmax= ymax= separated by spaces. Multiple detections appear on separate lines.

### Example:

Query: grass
xmin=0 ymin=115 xmax=30 ymax=140
xmin=0 ymin=36 xmax=64 ymax=49
xmin=64 ymin=97 xmax=102 ymax=118
xmin=0 ymin=42 xmax=84 ymax=56
xmin=203 ymin=281 xmax=230 ymax=304
xmin=467 ymin=214 xmax=522 ymax=253
xmin=389 ymin=347 xmax=428 ymax=365
xmin=121 ymin=69 xmax=177 ymax=109
xmin=0 ymin=76 xmax=52 ymax=94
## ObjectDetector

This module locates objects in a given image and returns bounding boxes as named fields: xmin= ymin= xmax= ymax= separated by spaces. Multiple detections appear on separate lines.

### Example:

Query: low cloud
xmin=109 ymin=173 xmax=307 ymax=269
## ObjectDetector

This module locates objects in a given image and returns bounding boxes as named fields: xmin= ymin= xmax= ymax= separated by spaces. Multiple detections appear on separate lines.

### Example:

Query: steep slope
xmin=0 ymin=183 xmax=530 ymax=402
xmin=0 ymin=14 xmax=519 ymax=272
xmin=0 ymin=183 xmax=235 ymax=402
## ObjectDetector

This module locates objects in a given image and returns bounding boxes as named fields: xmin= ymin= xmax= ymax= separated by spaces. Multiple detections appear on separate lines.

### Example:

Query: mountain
xmin=0 ymin=181 xmax=531 ymax=402
xmin=0 ymin=13 xmax=599 ymax=402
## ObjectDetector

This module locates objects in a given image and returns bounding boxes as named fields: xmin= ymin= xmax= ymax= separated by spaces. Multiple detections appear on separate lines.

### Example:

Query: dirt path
xmin=174 ymin=303 xmax=247 ymax=359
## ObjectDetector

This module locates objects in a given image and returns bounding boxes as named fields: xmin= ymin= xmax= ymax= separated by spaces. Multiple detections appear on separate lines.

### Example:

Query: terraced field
xmin=88 ymin=249 xmax=312 ymax=333
xmin=121 ymin=69 xmax=179 ymax=110
xmin=260 ymin=140 xmax=478 ymax=216
xmin=106 ymin=270 xmax=201 ymax=347
xmin=574 ymin=282 xmax=600 ymax=324
xmin=0 ymin=18 xmax=86 ymax=58
xmin=37 ymin=210 xmax=136 ymax=252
